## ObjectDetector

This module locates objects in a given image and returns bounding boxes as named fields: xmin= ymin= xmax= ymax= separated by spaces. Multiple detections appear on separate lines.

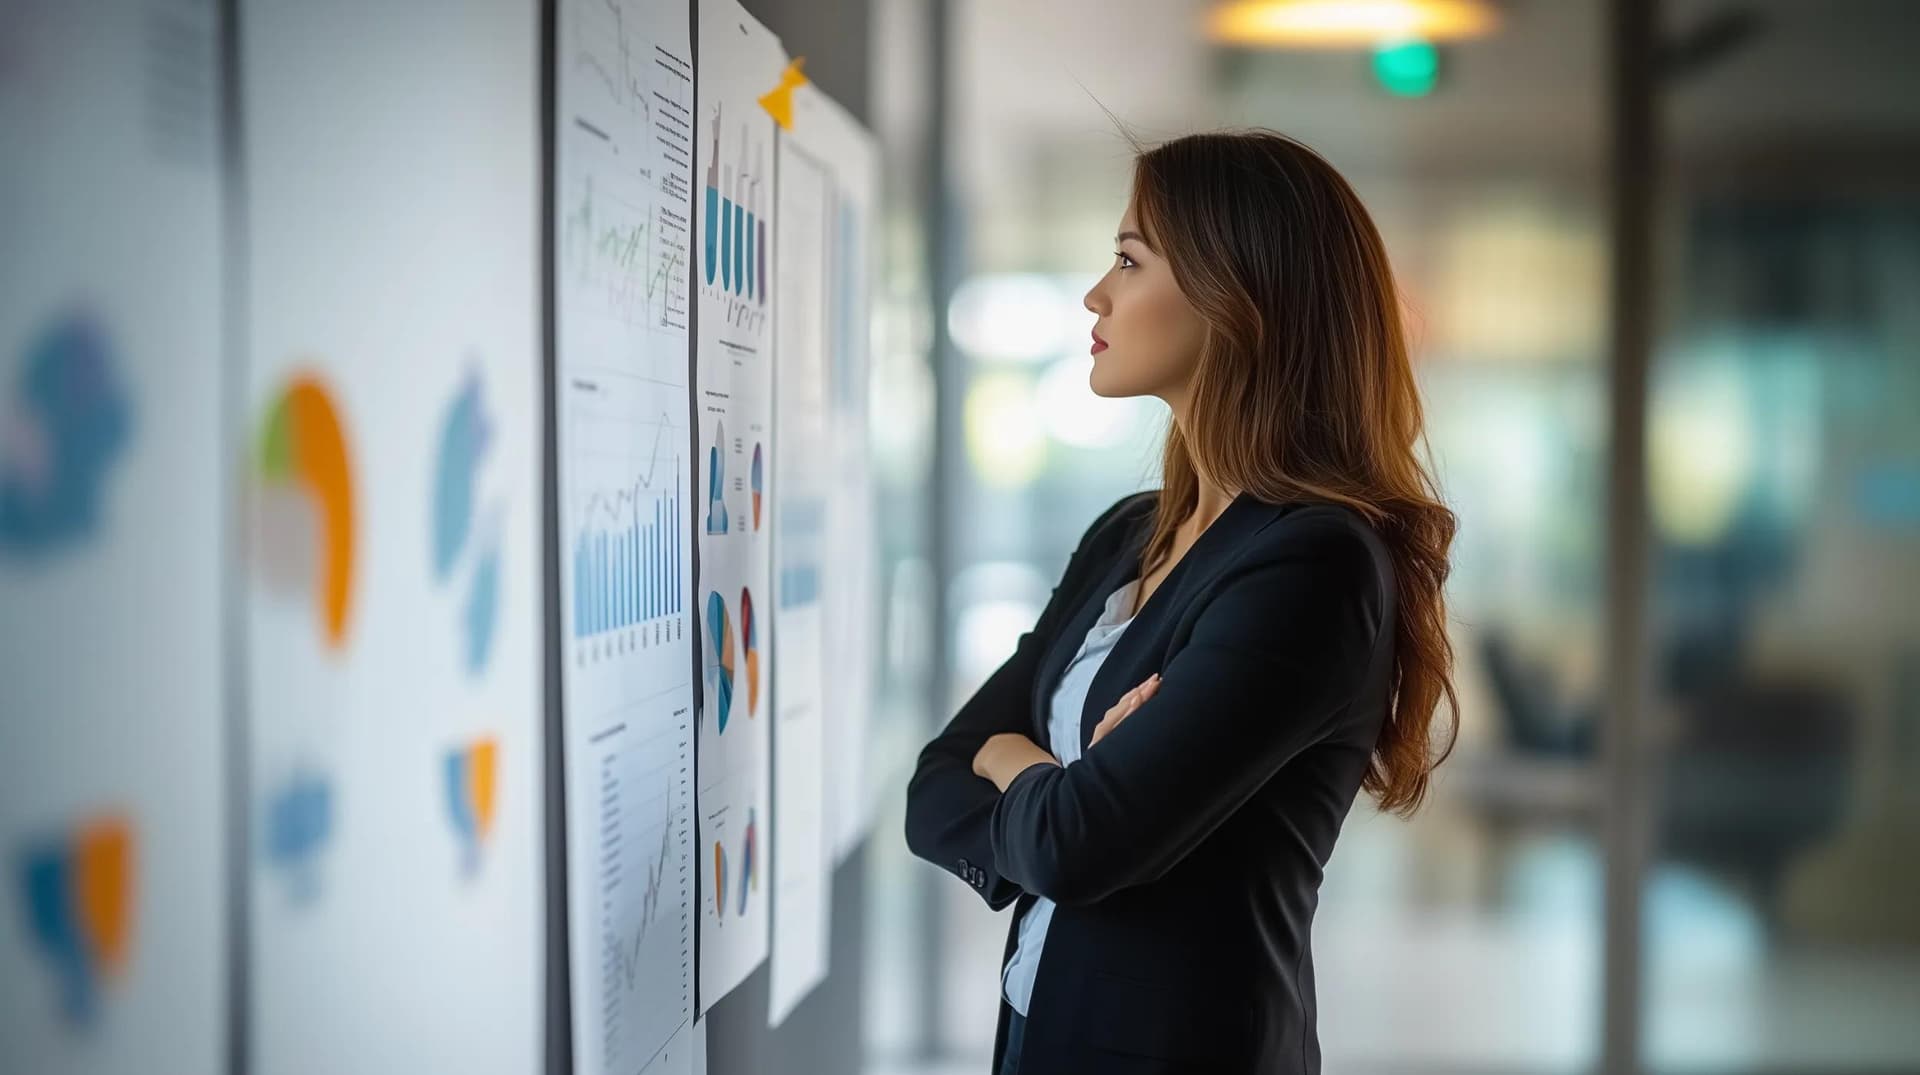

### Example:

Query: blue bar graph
xmin=572 ymin=464 xmax=683 ymax=638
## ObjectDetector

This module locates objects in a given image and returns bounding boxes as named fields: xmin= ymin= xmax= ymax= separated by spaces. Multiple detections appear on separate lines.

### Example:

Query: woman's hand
xmin=972 ymin=733 xmax=1059 ymax=792
xmin=1090 ymin=674 xmax=1160 ymax=748
xmin=969 ymin=672 xmax=1160 ymax=789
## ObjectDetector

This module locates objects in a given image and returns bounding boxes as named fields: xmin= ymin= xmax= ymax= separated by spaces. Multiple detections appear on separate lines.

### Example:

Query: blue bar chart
xmin=572 ymin=464 xmax=683 ymax=638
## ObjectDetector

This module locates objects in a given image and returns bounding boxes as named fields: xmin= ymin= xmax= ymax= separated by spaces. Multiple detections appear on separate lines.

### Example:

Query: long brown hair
xmin=1130 ymin=129 xmax=1457 ymax=816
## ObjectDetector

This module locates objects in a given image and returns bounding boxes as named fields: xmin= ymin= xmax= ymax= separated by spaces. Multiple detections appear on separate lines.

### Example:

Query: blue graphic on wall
xmin=263 ymin=769 xmax=333 ymax=905
xmin=0 ymin=310 xmax=132 ymax=556
xmin=430 ymin=367 xmax=502 ymax=676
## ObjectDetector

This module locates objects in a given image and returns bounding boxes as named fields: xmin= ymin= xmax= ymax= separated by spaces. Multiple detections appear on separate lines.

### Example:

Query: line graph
xmin=606 ymin=798 xmax=677 ymax=992
xmin=590 ymin=704 xmax=692 ymax=1074
xmin=562 ymin=175 xmax=689 ymax=332
xmin=559 ymin=0 xmax=693 ymax=339
xmin=568 ymin=0 xmax=694 ymax=159
xmin=573 ymin=0 xmax=651 ymax=120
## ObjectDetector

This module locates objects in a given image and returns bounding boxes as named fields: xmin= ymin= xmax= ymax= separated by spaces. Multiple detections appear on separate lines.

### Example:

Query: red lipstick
xmin=1091 ymin=329 xmax=1108 ymax=355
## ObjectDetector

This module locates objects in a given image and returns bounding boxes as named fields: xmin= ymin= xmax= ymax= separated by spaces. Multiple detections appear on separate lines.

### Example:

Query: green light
xmin=1373 ymin=38 xmax=1440 ymax=97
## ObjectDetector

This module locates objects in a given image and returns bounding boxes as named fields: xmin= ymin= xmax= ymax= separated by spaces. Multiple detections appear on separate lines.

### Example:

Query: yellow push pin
xmin=757 ymin=57 xmax=808 ymax=131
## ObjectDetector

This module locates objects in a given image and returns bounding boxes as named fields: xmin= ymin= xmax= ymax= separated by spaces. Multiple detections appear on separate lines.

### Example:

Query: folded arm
xmin=903 ymin=493 xmax=1149 ymax=909
xmin=987 ymin=514 xmax=1388 ymax=906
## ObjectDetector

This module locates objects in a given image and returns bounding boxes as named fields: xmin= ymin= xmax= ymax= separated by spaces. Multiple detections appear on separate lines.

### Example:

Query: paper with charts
xmin=557 ymin=0 xmax=700 ymax=1071
xmin=693 ymin=0 xmax=784 ymax=1013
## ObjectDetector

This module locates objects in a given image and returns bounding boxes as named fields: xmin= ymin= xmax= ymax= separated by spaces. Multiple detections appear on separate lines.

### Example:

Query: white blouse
xmin=999 ymin=577 xmax=1142 ymax=1017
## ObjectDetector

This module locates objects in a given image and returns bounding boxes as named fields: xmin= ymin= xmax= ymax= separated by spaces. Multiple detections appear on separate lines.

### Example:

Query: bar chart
xmin=572 ymin=464 xmax=683 ymax=638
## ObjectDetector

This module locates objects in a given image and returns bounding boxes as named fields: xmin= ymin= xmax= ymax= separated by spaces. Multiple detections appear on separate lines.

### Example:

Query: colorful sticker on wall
xmin=15 ymin=813 xmax=134 ymax=1026
xmin=263 ymin=769 xmax=333 ymax=904
xmin=704 ymin=419 xmax=729 ymax=535
xmin=0 ymin=310 xmax=132 ymax=557
xmin=253 ymin=374 xmax=356 ymax=649
xmin=740 ymin=586 xmax=759 ymax=717
xmin=430 ymin=368 xmax=501 ymax=675
xmin=705 ymin=590 xmax=735 ymax=733
xmin=444 ymin=736 xmax=499 ymax=876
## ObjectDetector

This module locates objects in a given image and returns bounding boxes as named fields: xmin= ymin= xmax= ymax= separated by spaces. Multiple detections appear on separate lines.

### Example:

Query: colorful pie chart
xmin=254 ymin=374 xmax=356 ymax=649
xmin=740 ymin=586 xmax=759 ymax=717
xmin=17 ymin=812 xmax=134 ymax=1026
xmin=706 ymin=590 xmax=735 ymax=733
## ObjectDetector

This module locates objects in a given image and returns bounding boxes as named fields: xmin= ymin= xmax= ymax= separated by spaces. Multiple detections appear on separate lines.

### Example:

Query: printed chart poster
xmin=693 ymin=0 xmax=784 ymax=1013
xmin=0 ymin=3 xmax=225 ymax=1072
xmin=554 ymin=0 xmax=699 ymax=1072
xmin=767 ymin=105 xmax=833 ymax=1028
xmin=788 ymin=88 xmax=882 ymax=865
xmin=240 ymin=3 xmax=544 ymax=1072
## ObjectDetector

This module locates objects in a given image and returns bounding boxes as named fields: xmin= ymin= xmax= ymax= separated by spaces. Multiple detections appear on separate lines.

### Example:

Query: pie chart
xmin=740 ymin=586 xmax=759 ymax=717
xmin=253 ymin=374 xmax=356 ymax=649
xmin=705 ymin=590 xmax=735 ymax=733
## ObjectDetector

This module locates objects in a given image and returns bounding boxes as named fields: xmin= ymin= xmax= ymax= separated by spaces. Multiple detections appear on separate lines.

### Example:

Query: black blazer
xmin=905 ymin=490 xmax=1397 ymax=1074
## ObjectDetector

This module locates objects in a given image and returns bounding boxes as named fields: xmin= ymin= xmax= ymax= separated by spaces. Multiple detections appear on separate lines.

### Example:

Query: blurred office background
xmin=4 ymin=1 xmax=1917 ymax=1073
xmin=858 ymin=1 xmax=1920 ymax=1073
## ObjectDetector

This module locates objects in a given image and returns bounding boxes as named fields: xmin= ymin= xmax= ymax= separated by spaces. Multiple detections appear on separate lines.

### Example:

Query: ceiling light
xmin=1207 ymin=0 xmax=1499 ymax=49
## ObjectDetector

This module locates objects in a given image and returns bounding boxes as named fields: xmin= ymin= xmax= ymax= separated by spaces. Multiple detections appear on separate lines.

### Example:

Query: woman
xmin=903 ymin=129 xmax=1459 ymax=1075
